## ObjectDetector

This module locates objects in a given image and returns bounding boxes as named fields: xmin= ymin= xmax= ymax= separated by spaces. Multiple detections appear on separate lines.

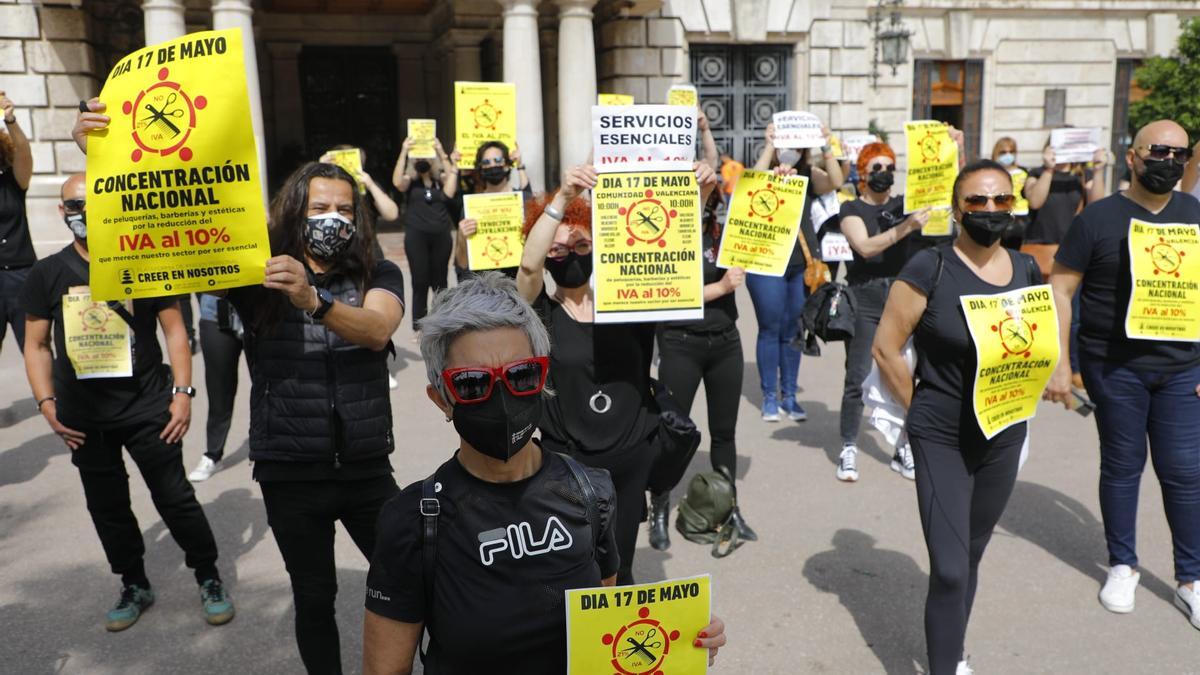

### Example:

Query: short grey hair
xmin=419 ymin=272 xmax=551 ymax=399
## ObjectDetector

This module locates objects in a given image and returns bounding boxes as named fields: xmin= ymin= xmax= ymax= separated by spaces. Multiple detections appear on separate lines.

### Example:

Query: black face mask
xmin=481 ymin=166 xmax=509 ymax=186
xmin=452 ymin=387 xmax=542 ymax=462
xmin=867 ymin=170 xmax=895 ymax=193
xmin=545 ymin=251 xmax=592 ymax=288
xmin=959 ymin=211 xmax=1013 ymax=247
xmin=1136 ymin=157 xmax=1184 ymax=195
xmin=414 ymin=159 xmax=431 ymax=174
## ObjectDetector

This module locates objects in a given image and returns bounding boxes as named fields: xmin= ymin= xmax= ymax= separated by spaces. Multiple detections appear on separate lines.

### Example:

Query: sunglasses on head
xmin=547 ymin=239 xmax=592 ymax=259
xmin=963 ymin=193 xmax=1016 ymax=210
xmin=869 ymin=163 xmax=895 ymax=173
xmin=1137 ymin=144 xmax=1193 ymax=165
xmin=441 ymin=356 xmax=549 ymax=405
xmin=62 ymin=199 xmax=86 ymax=214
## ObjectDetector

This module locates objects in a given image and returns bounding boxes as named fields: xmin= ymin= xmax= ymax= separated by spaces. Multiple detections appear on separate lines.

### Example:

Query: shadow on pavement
xmin=1000 ymin=479 xmax=1179 ymax=606
xmin=389 ymin=345 xmax=422 ymax=376
xmin=0 ymin=395 xmax=36 ymax=428
xmin=804 ymin=528 xmax=927 ymax=674
xmin=0 ymin=432 xmax=68 ymax=488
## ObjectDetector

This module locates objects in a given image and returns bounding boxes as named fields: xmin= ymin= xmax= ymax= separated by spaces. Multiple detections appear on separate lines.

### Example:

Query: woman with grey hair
xmin=361 ymin=272 xmax=727 ymax=673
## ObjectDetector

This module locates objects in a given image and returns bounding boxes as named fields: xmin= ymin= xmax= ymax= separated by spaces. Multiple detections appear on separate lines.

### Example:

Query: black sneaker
xmin=105 ymin=584 xmax=155 ymax=632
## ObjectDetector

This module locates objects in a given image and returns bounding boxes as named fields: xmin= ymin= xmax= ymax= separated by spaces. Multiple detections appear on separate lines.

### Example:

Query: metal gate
xmin=691 ymin=44 xmax=791 ymax=166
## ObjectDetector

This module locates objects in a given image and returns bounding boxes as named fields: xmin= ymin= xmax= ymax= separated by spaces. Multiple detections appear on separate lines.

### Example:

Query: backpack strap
xmin=418 ymin=475 xmax=439 ymax=664
xmin=557 ymin=452 xmax=601 ymax=552
xmin=709 ymin=466 xmax=742 ymax=558
xmin=925 ymin=245 xmax=947 ymax=302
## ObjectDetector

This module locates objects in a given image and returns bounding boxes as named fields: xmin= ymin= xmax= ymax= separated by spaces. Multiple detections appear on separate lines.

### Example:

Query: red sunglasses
xmin=441 ymin=356 xmax=549 ymax=404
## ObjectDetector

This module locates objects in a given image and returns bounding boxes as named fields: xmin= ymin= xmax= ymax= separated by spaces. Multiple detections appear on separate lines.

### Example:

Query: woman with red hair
xmin=834 ymin=141 xmax=930 ymax=483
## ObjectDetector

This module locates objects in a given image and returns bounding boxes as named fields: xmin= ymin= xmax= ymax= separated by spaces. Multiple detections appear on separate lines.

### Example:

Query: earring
xmin=445 ymin=415 xmax=452 ymax=423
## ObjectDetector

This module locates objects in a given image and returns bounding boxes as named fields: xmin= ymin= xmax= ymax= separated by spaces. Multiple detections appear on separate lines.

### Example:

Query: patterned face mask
xmin=304 ymin=212 xmax=356 ymax=260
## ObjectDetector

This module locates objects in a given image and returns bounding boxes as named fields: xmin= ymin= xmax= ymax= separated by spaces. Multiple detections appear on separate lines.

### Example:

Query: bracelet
xmin=37 ymin=395 xmax=56 ymax=411
xmin=516 ymin=165 xmax=526 ymax=171
xmin=544 ymin=204 xmax=564 ymax=221
xmin=3 ymin=117 xmax=15 ymax=125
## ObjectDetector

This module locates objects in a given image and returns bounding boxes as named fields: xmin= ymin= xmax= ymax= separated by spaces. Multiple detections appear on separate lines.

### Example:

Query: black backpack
xmin=800 ymin=281 xmax=857 ymax=343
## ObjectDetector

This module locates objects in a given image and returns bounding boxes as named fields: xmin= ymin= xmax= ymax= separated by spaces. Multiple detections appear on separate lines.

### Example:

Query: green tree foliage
xmin=1129 ymin=17 xmax=1200 ymax=143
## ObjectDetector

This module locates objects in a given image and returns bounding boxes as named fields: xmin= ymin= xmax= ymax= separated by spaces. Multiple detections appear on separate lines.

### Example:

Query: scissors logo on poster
xmin=1146 ymin=238 xmax=1185 ymax=277
xmin=746 ymin=185 xmax=783 ymax=222
xmin=122 ymin=67 xmax=207 ymax=163
xmin=620 ymin=190 xmax=674 ymax=248
xmin=484 ymin=236 xmax=510 ymax=264
xmin=602 ymin=606 xmax=682 ymax=675
xmin=991 ymin=311 xmax=1038 ymax=359
xmin=471 ymin=99 xmax=502 ymax=131
xmin=80 ymin=303 xmax=112 ymax=332
xmin=919 ymin=130 xmax=941 ymax=163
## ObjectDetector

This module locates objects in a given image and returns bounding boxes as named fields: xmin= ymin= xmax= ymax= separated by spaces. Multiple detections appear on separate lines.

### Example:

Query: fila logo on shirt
xmin=477 ymin=516 xmax=573 ymax=566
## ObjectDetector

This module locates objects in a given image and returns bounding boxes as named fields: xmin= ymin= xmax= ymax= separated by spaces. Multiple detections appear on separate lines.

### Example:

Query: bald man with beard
xmin=20 ymin=173 xmax=235 ymax=632
xmin=1046 ymin=120 xmax=1200 ymax=630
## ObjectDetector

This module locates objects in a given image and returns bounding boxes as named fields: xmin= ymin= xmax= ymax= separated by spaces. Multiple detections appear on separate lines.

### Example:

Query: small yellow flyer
xmin=455 ymin=81 xmax=516 ymax=170
xmin=1125 ymin=218 xmax=1200 ymax=341
xmin=666 ymin=85 xmax=697 ymax=108
xmin=566 ymin=574 xmax=710 ymax=675
xmin=1010 ymin=168 xmax=1030 ymax=216
xmin=598 ymin=93 xmax=634 ymax=106
xmin=407 ymin=118 xmax=437 ymax=158
xmin=960 ymin=284 xmax=1060 ymax=439
xmin=904 ymin=120 xmax=958 ymax=237
xmin=716 ymin=170 xmax=810 ymax=276
xmin=62 ymin=290 xmax=133 ymax=379
xmin=463 ymin=192 xmax=525 ymax=271
xmin=326 ymin=148 xmax=365 ymax=194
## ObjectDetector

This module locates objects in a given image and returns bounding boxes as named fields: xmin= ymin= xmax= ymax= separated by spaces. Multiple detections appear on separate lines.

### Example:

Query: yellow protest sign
xmin=62 ymin=289 xmax=133 ymax=379
xmin=1009 ymin=168 xmax=1030 ymax=216
xmin=463 ymin=192 xmax=525 ymax=271
xmin=455 ymin=81 xmax=516 ymax=170
xmin=407 ymin=118 xmax=437 ymax=158
xmin=717 ymin=170 xmax=809 ymax=276
xmin=1125 ymin=218 xmax=1200 ymax=341
xmin=904 ymin=120 xmax=957 ymax=237
xmin=593 ymin=171 xmax=704 ymax=323
xmin=666 ymin=85 xmax=697 ymax=107
xmin=598 ymin=93 xmax=634 ymax=106
xmin=85 ymin=29 xmax=269 ymax=301
xmin=961 ymin=284 xmax=1060 ymax=439
xmin=326 ymin=148 xmax=365 ymax=194
xmin=566 ymin=574 xmax=710 ymax=675
xmin=829 ymin=134 xmax=845 ymax=159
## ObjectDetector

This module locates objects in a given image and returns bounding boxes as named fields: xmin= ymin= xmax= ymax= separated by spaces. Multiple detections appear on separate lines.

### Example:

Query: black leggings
xmin=404 ymin=228 xmax=452 ymax=328
xmin=656 ymin=325 xmax=743 ymax=485
xmin=260 ymin=475 xmax=398 ymax=675
xmin=911 ymin=432 xmax=1022 ymax=674
xmin=199 ymin=319 xmax=242 ymax=460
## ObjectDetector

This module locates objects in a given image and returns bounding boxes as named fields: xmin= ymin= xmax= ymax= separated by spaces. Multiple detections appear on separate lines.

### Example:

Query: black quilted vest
xmin=245 ymin=274 xmax=394 ymax=465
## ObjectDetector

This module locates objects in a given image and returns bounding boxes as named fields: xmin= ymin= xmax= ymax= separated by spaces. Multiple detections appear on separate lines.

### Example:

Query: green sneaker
xmin=105 ymin=584 xmax=154 ymax=632
xmin=199 ymin=579 xmax=235 ymax=625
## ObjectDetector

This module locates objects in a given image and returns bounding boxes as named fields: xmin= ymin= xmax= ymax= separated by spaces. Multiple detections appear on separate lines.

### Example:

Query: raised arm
xmin=72 ymin=98 xmax=109 ymax=155
xmin=698 ymin=109 xmax=719 ymax=171
xmin=516 ymin=165 xmax=595 ymax=303
xmin=437 ymin=140 xmax=459 ymax=199
xmin=1024 ymin=148 xmax=1057 ymax=210
xmin=1084 ymin=148 xmax=1107 ymax=204
xmin=1 ymin=92 xmax=33 ymax=189
xmin=361 ymin=172 xmax=400 ymax=222
xmin=392 ymin=137 xmax=413 ymax=192
xmin=510 ymin=144 xmax=530 ymax=191
xmin=753 ymin=122 xmax=776 ymax=171
xmin=810 ymin=125 xmax=843 ymax=195
xmin=872 ymin=280 xmax=928 ymax=408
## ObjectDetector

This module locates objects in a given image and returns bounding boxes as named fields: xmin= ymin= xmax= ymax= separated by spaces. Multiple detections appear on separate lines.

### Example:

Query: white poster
xmin=1050 ymin=127 xmax=1103 ymax=164
xmin=591 ymin=105 xmax=697 ymax=173
xmin=772 ymin=111 xmax=825 ymax=149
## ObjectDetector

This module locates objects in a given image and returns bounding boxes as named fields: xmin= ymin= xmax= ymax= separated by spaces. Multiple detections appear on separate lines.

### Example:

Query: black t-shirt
xmin=0 ymin=166 xmax=35 ymax=269
xmin=1025 ymin=167 xmax=1091 ymax=244
xmin=664 ymin=229 xmax=736 ymax=332
xmin=840 ymin=196 xmax=909 ymax=284
xmin=20 ymin=245 xmax=174 ymax=429
xmin=364 ymin=449 xmax=619 ymax=675
xmin=899 ymin=245 xmax=1041 ymax=446
xmin=1056 ymin=191 xmax=1200 ymax=371
xmin=404 ymin=179 xmax=454 ymax=234
xmin=533 ymin=293 xmax=657 ymax=453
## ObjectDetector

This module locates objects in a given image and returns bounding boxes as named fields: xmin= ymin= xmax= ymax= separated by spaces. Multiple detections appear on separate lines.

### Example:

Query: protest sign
xmin=86 ymin=28 xmax=270 ymax=301
xmin=842 ymin=133 xmax=879 ymax=162
xmin=566 ymin=574 xmax=710 ymax=675
xmin=326 ymin=148 xmax=365 ymax=194
xmin=716 ymin=170 xmax=809 ymax=276
xmin=407 ymin=118 xmax=437 ymax=158
xmin=592 ymin=105 xmax=697 ymax=173
xmin=821 ymin=232 xmax=854 ymax=262
xmin=1050 ymin=127 xmax=1102 ymax=164
xmin=1125 ymin=218 xmax=1200 ymax=341
xmin=904 ymin=121 xmax=957 ymax=237
xmin=598 ymin=93 xmax=635 ymax=106
xmin=961 ymin=285 xmax=1060 ymax=439
xmin=463 ymin=192 xmax=525 ymax=271
xmin=455 ymin=81 xmax=517 ymax=170
xmin=1010 ymin=168 xmax=1030 ymax=216
xmin=666 ymin=84 xmax=697 ymax=107
xmin=592 ymin=171 xmax=704 ymax=323
xmin=62 ymin=290 xmax=133 ymax=379
xmin=828 ymin=134 xmax=845 ymax=159
xmin=772 ymin=111 xmax=825 ymax=149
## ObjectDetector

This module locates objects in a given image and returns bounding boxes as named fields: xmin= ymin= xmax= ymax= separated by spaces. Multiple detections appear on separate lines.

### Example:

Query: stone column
xmin=212 ymin=0 xmax=268 ymax=194
xmin=142 ymin=0 xmax=186 ymax=47
xmin=555 ymin=0 xmax=596 ymax=174
xmin=498 ymin=0 xmax=546 ymax=193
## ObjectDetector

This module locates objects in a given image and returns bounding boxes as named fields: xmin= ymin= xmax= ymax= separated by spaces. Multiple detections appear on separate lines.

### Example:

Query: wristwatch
xmin=308 ymin=286 xmax=335 ymax=321
xmin=172 ymin=386 xmax=197 ymax=398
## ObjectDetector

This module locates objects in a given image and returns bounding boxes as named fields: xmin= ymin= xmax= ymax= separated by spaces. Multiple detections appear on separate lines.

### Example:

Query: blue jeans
xmin=1080 ymin=357 xmax=1200 ymax=581
xmin=745 ymin=266 xmax=807 ymax=403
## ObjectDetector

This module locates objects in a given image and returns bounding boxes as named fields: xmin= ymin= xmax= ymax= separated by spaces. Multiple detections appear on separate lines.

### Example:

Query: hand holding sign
xmin=72 ymin=97 xmax=110 ymax=154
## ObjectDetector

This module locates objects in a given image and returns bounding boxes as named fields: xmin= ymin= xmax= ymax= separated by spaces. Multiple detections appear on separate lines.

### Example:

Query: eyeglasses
xmin=963 ymin=193 xmax=1016 ymax=210
xmin=869 ymin=163 xmax=895 ymax=173
xmin=478 ymin=156 xmax=508 ymax=167
xmin=547 ymin=239 xmax=592 ymax=259
xmin=62 ymin=199 xmax=86 ymax=214
xmin=1136 ymin=144 xmax=1193 ymax=165
xmin=441 ymin=356 xmax=549 ymax=404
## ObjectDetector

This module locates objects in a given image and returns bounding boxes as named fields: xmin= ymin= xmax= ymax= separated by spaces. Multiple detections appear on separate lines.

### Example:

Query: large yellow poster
xmin=904 ymin=120 xmax=957 ymax=237
xmin=463 ymin=192 xmax=525 ymax=271
xmin=62 ymin=290 xmax=133 ymax=379
xmin=593 ymin=171 xmax=704 ymax=323
xmin=667 ymin=85 xmax=697 ymax=108
xmin=716 ymin=170 xmax=809 ymax=276
xmin=407 ymin=119 xmax=437 ymax=158
xmin=1125 ymin=218 xmax=1200 ymax=341
xmin=566 ymin=575 xmax=710 ymax=675
xmin=961 ymin=285 xmax=1060 ymax=439
xmin=86 ymin=29 xmax=269 ymax=301
xmin=598 ymin=93 xmax=635 ymax=106
xmin=455 ymin=81 xmax=516 ymax=170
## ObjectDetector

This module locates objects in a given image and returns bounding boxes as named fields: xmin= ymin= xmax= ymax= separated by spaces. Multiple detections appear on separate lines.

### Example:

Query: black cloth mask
xmin=414 ymin=159 xmax=431 ymax=174
xmin=959 ymin=211 xmax=1013 ymax=247
xmin=1137 ymin=157 xmax=1184 ymax=195
xmin=867 ymin=170 xmax=895 ymax=193
xmin=452 ymin=387 xmax=542 ymax=462
xmin=545 ymin=251 xmax=592 ymax=289
xmin=481 ymin=166 xmax=509 ymax=186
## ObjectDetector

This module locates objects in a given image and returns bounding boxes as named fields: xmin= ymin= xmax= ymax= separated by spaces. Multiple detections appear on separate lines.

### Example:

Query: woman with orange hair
xmin=834 ymin=142 xmax=930 ymax=483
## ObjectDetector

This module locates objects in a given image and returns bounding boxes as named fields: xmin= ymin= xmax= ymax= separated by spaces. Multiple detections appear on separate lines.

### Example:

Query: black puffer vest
xmin=246 ymin=274 xmax=393 ymax=465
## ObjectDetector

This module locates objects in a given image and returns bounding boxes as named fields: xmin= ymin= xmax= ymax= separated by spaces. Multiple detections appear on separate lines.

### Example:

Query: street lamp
xmin=871 ymin=0 xmax=913 ymax=88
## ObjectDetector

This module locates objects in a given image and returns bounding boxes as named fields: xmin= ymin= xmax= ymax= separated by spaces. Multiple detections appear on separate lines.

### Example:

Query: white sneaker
xmin=1174 ymin=582 xmax=1200 ymax=630
xmin=836 ymin=445 xmax=859 ymax=482
xmin=956 ymin=659 xmax=974 ymax=675
xmin=1099 ymin=564 xmax=1140 ymax=613
xmin=188 ymin=456 xmax=218 ymax=482
xmin=890 ymin=443 xmax=916 ymax=481
xmin=388 ymin=373 xmax=399 ymax=390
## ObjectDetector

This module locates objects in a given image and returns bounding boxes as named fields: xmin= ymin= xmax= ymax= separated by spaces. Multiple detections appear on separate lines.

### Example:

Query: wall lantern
xmin=872 ymin=0 xmax=913 ymax=88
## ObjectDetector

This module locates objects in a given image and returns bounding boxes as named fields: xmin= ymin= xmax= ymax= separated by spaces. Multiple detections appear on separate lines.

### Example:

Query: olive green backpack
xmin=675 ymin=467 xmax=742 ymax=558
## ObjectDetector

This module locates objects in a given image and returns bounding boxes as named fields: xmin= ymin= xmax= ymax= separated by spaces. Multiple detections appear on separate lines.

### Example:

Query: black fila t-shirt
xmin=365 ymin=448 xmax=619 ymax=674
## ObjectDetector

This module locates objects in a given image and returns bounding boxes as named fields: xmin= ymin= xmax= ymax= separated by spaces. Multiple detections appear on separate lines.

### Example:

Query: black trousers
xmin=656 ymin=325 xmax=743 ymax=486
xmin=403 ymin=228 xmax=452 ymax=328
xmin=260 ymin=475 xmax=398 ymax=675
xmin=199 ymin=319 xmax=242 ymax=460
xmin=0 ymin=266 xmax=28 ymax=354
xmin=911 ymin=433 xmax=1022 ymax=674
xmin=71 ymin=411 xmax=221 ymax=587
xmin=840 ymin=279 xmax=890 ymax=443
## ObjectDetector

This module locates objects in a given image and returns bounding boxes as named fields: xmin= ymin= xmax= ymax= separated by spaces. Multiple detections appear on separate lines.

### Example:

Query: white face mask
xmin=776 ymin=149 xmax=802 ymax=167
xmin=997 ymin=152 xmax=1016 ymax=167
